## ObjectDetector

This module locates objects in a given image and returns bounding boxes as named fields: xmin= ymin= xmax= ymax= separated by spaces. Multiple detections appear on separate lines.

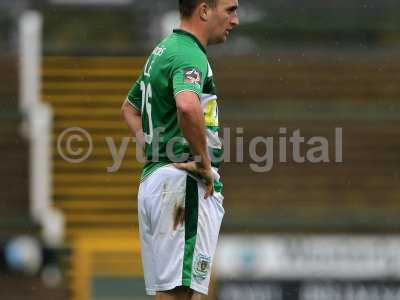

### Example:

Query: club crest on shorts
xmin=183 ymin=68 xmax=202 ymax=86
xmin=193 ymin=253 xmax=211 ymax=282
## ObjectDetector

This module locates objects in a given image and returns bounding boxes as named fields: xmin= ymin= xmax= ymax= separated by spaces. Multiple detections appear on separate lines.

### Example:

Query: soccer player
xmin=122 ymin=0 xmax=239 ymax=299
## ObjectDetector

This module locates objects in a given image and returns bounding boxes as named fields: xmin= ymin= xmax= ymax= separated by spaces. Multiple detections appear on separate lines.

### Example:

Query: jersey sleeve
xmin=172 ymin=52 xmax=208 ymax=98
xmin=127 ymin=73 xmax=143 ymax=111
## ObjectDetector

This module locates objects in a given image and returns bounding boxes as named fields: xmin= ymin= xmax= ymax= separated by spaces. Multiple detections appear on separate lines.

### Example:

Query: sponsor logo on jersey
xmin=183 ymin=68 xmax=202 ymax=86
xmin=193 ymin=253 xmax=211 ymax=282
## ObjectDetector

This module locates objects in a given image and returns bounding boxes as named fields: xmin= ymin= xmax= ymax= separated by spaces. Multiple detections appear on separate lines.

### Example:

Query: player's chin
xmin=210 ymin=35 xmax=228 ymax=45
xmin=209 ymin=32 xmax=229 ymax=45
xmin=222 ymin=31 xmax=232 ymax=42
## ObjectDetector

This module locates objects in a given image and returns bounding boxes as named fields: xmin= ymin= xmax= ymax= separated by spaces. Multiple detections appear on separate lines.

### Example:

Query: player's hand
xmin=174 ymin=161 xmax=214 ymax=199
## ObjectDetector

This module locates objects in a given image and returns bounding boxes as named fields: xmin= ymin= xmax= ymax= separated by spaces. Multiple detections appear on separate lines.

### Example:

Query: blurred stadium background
xmin=1 ymin=0 xmax=400 ymax=299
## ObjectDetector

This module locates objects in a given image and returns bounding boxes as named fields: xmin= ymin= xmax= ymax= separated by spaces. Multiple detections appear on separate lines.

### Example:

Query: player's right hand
xmin=174 ymin=161 xmax=214 ymax=199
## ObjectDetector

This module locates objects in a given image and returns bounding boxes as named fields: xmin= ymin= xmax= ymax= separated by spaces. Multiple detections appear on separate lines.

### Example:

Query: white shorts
xmin=138 ymin=165 xmax=225 ymax=295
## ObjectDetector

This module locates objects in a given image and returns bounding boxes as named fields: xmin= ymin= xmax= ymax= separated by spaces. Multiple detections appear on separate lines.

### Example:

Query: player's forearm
xmin=121 ymin=100 xmax=144 ymax=145
xmin=177 ymin=103 xmax=210 ymax=169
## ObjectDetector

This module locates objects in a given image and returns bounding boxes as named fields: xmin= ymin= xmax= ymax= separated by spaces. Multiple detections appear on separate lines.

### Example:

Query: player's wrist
xmin=195 ymin=155 xmax=211 ymax=170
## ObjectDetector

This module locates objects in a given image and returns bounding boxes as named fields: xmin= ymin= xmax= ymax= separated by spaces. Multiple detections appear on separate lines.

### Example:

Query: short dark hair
xmin=179 ymin=0 xmax=217 ymax=18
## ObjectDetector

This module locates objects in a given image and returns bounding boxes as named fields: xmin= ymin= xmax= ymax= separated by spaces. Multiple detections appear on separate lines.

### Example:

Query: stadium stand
xmin=42 ymin=56 xmax=143 ymax=240
xmin=42 ymin=57 xmax=145 ymax=299
xmin=215 ymin=55 xmax=400 ymax=101
xmin=213 ymin=55 xmax=400 ymax=232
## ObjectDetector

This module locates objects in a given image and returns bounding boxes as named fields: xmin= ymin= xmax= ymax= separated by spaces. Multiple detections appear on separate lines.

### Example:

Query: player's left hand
xmin=174 ymin=161 xmax=214 ymax=199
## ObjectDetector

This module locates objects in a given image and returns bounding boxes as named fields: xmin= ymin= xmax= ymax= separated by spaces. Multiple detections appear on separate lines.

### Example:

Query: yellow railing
xmin=71 ymin=230 xmax=142 ymax=300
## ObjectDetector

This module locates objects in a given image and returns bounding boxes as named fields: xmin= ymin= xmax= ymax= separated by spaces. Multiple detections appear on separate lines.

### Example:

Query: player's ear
xmin=199 ymin=2 xmax=209 ymax=21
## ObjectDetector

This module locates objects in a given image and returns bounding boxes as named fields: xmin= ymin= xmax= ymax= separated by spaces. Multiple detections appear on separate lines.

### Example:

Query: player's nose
xmin=231 ymin=14 xmax=239 ymax=27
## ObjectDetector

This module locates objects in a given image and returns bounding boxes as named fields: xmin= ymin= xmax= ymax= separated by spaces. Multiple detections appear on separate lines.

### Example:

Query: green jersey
xmin=127 ymin=29 xmax=223 ymax=192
